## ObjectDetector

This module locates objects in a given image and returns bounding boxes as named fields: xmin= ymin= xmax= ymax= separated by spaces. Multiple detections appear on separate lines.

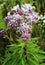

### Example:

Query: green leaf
xmin=1 ymin=38 xmax=45 ymax=65
xmin=0 ymin=19 xmax=6 ymax=30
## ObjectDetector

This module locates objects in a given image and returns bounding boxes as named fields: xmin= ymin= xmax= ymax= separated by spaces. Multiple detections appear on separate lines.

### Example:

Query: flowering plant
xmin=4 ymin=4 xmax=38 ymax=41
xmin=0 ymin=4 xmax=45 ymax=65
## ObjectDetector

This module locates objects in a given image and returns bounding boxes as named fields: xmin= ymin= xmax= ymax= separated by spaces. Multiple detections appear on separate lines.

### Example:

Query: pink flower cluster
xmin=0 ymin=30 xmax=5 ymax=37
xmin=4 ymin=4 xmax=38 ymax=41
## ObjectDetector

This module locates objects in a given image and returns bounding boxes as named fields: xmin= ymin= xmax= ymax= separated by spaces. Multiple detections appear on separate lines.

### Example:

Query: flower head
xmin=4 ymin=4 xmax=38 ymax=41
xmin=0 ymin=30 xmax=6 ymax=37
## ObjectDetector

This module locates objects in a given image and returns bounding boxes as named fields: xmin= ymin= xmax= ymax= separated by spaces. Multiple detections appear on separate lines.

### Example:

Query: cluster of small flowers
xmin=0 ymin=30 xmax=5 ymax=37
xmin=4 ymin=4 xmax=38 ymax=41
xmin=38 ymin=15 xmax=45 ymax=23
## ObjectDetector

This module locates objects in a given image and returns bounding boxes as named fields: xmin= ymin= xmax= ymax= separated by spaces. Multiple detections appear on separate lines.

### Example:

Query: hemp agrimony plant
xmin=0 ymin=4 xmax=45 ymax=65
